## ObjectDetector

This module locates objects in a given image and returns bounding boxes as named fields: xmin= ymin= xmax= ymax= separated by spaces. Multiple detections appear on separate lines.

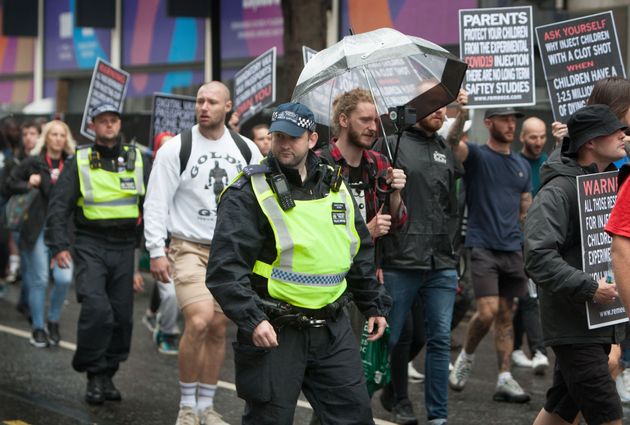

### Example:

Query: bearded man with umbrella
xmin=293 ymin=28 xmax=468 ymax=425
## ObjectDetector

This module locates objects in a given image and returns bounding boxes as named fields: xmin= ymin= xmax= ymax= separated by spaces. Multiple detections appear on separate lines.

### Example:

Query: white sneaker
xmin=531 ymin=350 xmax=549 ymax=375
xmin=175 ymin=406 xmax=200 ymax=425
xmin=493 ymin=376 xmax=530 ymax=403
xmin=449 ymin=351 xmax=473 ymax=391
xmin=616 ymin=375 xmax=630 ymax=403
xmin=6 ymin=255 xmax=19 ymax=283
xmin=200 ymin=406 xmax=229 ymax=425
xmin=511 ymin=349 xmax=533 ymax=368
xmin=408 ymin=362 xmax=424 ymax=382
xmin=5 ymin=266 xmax=18 ymax=283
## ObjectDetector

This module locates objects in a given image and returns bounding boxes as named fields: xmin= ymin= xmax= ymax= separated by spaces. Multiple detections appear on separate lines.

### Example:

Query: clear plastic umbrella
xmin=292 ymin=27 xmax=467 ymax=155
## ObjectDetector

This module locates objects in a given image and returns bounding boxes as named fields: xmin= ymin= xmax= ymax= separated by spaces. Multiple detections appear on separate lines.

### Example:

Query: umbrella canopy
xmin=292 ymin=28 xmax=467 ymax=132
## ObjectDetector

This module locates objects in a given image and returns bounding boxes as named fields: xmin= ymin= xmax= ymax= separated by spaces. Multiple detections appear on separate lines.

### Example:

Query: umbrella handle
xmin=391 ymin=131 xmax=403 ymax=167
xmin=375 ymin=180 xmax=394 ymax=204
xmin=376 ymin=129 xmax=404 ymax=210
xmin=373 ymin=196 xmax=390 ymax=268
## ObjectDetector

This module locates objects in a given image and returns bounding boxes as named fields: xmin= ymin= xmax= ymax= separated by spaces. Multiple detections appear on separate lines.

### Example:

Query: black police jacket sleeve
xmin=45 ymin=155 xmax=80 ymax=256
xmin=140 ymin=152 xmax=152 ymax=213
xmin=205 ymin=184 xmax=271 ymax=337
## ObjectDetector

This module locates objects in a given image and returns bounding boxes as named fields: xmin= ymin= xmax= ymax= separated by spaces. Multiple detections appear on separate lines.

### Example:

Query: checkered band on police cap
xmin=269 ymin=102 xmax=317 ymax=137
xmin=271 ymin=110 xmax=316 ymax=132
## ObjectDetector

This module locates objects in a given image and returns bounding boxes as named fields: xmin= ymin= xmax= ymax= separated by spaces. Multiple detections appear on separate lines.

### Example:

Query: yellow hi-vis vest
xmin=76 ymin=146 xmax=145 ymax=221
xmin=250 ymin=172 xmax=360 ymax=309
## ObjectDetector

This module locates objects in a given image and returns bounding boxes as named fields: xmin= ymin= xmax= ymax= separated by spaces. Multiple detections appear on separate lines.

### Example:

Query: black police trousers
xmin=233 ymin=313 xmax=374 ymax=425
xmin=71 ymin=235 xmax=135 ymax=376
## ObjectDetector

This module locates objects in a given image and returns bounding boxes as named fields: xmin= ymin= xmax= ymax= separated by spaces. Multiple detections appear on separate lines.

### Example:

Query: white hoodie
xmin=143 ymin=125 xmax=263 ymax=258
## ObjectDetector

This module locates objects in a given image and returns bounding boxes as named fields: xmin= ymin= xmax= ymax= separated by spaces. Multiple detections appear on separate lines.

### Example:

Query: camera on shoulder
xmin=388 ymin=106 xmax=416 ymax=132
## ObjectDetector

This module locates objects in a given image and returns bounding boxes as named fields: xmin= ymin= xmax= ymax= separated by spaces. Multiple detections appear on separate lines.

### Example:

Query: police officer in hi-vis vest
xmin=45 ymin=103 xmax=150 ymax=405
xmin=206 ymin=102 xmax=391 ymax=425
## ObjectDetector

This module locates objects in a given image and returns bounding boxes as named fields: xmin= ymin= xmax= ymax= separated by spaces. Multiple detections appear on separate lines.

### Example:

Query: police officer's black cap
xmin=563 ymin=104 xmax=628 ymax=156
xmin=484 ymin=107 xmax=525 ymax=119
xmin=90 ymin=103 xmax=121 ymax=120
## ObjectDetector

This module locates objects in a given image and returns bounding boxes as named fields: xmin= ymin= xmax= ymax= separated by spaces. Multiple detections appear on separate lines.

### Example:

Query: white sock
xmin=498 ymin=371 xmax=512 ymax=385
xmin=9 ymin=255 xmax=19 ymax=272
xmin=461 ymin=349 xmax=475 ymax=362
xmin=197 ymin=383 xmax=217 ymax=412
xmin=179 ymin=381 xmax=197 ymax=408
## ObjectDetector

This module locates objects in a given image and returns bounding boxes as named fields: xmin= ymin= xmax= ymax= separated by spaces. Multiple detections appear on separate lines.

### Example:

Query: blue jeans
xmin=11 ymin=231 xmax=29 ymax=308
xmin=22 ymin=229 xmax=73 ymax=330
xmin=384 ymin=268 xmax=457 ymax=421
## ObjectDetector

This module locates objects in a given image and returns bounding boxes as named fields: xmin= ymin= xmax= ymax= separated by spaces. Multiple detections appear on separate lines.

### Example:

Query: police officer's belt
xmin=261 ymin=293 xmax=353 ymax=328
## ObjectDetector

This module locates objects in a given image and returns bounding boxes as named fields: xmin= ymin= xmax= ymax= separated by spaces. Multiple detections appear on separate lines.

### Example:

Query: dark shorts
xmin=469 ymin=247 xmax=528 ymax=299
xmin=545 ymin=344 xmax=622 ymax=425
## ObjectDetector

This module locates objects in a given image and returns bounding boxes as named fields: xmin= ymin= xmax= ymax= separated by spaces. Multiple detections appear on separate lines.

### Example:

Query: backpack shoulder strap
xmin=229 ymin=130 xmax=252 ymax=165
xmin=364 ymin=150 xmax=381 ymax=187
xmin=179 ymin=128 xmax=193 ymax=176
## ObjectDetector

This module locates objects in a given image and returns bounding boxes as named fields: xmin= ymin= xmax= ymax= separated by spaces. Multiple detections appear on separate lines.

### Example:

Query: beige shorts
xmin=168 ymin=237 xmax=222 ymax=312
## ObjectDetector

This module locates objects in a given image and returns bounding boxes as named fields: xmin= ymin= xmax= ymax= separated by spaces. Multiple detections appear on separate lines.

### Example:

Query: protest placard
xmin=80 ymin=58 xmax=130 ymax=140
xmin=303 ymin=46 xmax=318 ymax=65
xmin=459 ymin=6 xmax=535 ymax=108
xmin=577 ymin=171 xmax=628 ymax=329
xmin=536 ymin=11 xmax=626 ymax=122
xmin=149 ymin=93 xmax=196 ymax=150
xmin=234 ymin=47 xmax=276 ymax=125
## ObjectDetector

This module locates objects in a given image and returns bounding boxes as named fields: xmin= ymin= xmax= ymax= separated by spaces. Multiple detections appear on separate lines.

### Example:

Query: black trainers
xmin=379 ymin=383 xmax=395 ymax=412
xmin=29 ymin=329 xmax=48 ymax=348
xmin=47 ymin=322 xmax=60 ymax=346
xmin=101 ymin=375 xmax=122 ymax=401
xmin=85 ymin=374 xmax=105 ymax=405
xmin=391 ymin=399 xmax=418 ymax=425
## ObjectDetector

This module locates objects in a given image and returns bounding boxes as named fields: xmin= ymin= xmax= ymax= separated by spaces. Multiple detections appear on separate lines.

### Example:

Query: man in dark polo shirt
xmin=448 ymin=107 xmax=532 ymax=403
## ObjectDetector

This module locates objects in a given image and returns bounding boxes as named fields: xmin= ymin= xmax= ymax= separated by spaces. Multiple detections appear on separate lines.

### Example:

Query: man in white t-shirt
xmin=144 ymin=81 xmax=263 ymax=425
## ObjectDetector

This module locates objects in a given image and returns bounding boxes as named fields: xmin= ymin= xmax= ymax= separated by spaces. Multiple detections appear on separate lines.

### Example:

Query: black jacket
xmin=1 ymin=151 xmax=25 ymax=200
xmin=45 ymin=142 xmax=151 ymax=254
xmin=376 ymin=127 xmax=463 ymax=270
xmin=524 ymin=149 xmax=625 ymax=346
xmin=206 ymin=152 xmax=391 ymax=338
xmin=4 ymin=153 xmax=65 ymax=250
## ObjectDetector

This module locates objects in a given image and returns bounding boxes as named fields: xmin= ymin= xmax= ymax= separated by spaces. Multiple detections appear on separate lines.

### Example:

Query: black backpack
xmin=178 ymin=128 xmax=252 ymax=175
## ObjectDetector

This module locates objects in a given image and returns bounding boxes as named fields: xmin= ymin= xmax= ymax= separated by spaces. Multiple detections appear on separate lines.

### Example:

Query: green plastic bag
xmin=359 ymin=322 xmax=391 ymax=397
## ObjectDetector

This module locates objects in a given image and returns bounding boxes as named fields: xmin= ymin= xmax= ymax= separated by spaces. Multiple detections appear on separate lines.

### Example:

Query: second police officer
xmin=46 ymin=103 xmax=150 ymax=405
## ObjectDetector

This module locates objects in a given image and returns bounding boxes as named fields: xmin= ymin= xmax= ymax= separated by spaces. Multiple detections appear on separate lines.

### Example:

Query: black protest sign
xmin=81 ymin=58 xmax=130 ymax=141
xmin=303 ymin=46 xmax=318 ymax=65
xmin=459 ymin=6 xmax=535 ymax=108
xmin=150 ymin=93 xmax=196 ymax=150
xmin=536 ymin=11 xmax=625 ymax=123
xmin=577 ymin=171 xmax=628 ymax=329
xmin=234 ymin=47 xmax=276 ymax=125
